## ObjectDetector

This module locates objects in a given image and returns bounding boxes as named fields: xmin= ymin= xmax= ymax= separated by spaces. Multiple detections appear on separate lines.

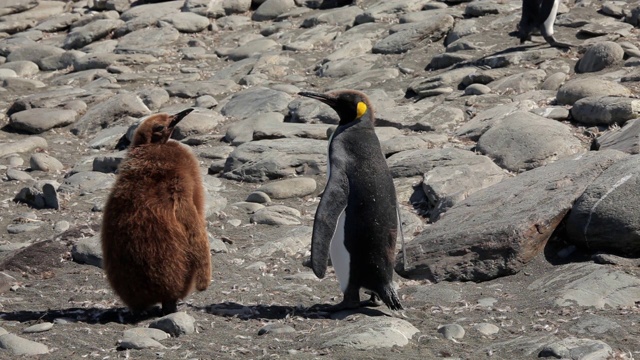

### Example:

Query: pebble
xmin=438 ymin=324 xmax=466 ymax=340
xmin=30 ymin=153 xmax=64 ymax=172
xmin=256 ymin=178 xmax=316 ymax=199
xmin=473 ymin=323 xmax=499 ymax=336
xmin=0 ymin=333 xmax=49 ymax=355
xmin=246 ymin=191 xmax=272 ymax=204
xmin=23 ymin=322 xmax=53 ymax=333
xmin=258 ymin=323 xmax=296 ymax=335
xmin=149 ymin=312 xmax=196 ymax=337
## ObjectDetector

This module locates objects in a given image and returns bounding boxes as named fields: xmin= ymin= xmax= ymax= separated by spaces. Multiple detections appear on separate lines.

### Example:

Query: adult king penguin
xmin=519 ymin=0 xmax=572 ymax=48
xmin=101 ymin=108 xmax=211 ymax=316
xmin=299 ymin=90 xmax=403 ymax=311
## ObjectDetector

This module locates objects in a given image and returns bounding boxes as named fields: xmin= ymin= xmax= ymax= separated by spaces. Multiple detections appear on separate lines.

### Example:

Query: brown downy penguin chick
xmin=101 ymin=108 xmax=211 ymax=316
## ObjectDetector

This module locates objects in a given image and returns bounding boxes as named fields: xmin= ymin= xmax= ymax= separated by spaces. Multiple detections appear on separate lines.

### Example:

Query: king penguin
xmin=101 ymin=108 xmax=212 ymax=316
xmin=519 ymin=0 xmax=572 ymax=48
xmin=299 ymin=90 xmax=403 ymax=311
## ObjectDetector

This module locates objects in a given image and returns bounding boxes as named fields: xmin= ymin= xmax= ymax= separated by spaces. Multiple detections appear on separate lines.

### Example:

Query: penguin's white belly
xmin=329 ymin=209 xmax=350 ymax=293
xmin=543 ymin=0 xmax=559 ymax=36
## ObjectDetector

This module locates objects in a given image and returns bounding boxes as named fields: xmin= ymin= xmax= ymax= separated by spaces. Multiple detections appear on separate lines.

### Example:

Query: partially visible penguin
xmin=299 ymin=90 xmax=403 ymax=311
xmin=101 ymin=108 xmax=211 ymax=316
xmin=519 ymin=0 xmax=572 ymax=48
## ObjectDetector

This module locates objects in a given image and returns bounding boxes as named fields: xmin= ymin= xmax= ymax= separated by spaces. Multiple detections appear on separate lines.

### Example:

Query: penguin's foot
xmin=543 ymin=35 xmax=573 ymax=49
xmin=162 ymin=301 xmax=178 ymax=315
xmin=360 ymin=292 xmax=383 ymax=308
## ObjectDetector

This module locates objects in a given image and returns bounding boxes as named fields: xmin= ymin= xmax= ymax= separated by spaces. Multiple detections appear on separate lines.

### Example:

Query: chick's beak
xmin=298 ymin=91 xmax=337 ymax=107
xmin=169 ymin=108 xmax=194 ymax=128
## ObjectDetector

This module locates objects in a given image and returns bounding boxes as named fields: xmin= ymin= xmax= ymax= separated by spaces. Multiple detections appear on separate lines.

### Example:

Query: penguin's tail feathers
xmin=379 ymin=284 xmax=403 ymax=311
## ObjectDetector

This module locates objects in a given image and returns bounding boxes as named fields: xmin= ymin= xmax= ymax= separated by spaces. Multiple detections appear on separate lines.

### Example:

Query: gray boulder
xmin=221 ymin=87 xmax=292 ymax=120
xmin=373 ymin=15 xmax=454 ymax=54
xmin=388 ymin=148 xmax=486 ymax=178
xmin=576 ymin=41 xmax=624 ymax=73
xmin=9 ymin=108 xmax=77 ymax=134
xmin=570 ymin=96 xmax=640 ymax=126
xmin=476 ymin=112 xmax=585 ymax=172
xmin=71 ymin=93 xmax=151 ymax=136
xmin=556 ymin=78 xmax=631 ymax=105
xmin=397 ymin=150 xmax=627 ymax=282
xmin=455 ymin=100 xmax=537 ymax=141
xmin=566 ymin=154 xmax=640 ymax=256
xmin=595 ymin=118 xmax=640 ymax=154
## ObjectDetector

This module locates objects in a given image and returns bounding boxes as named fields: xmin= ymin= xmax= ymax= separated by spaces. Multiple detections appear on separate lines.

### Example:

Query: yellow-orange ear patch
xmin=356 ymin=102 xmax=367 ymax=118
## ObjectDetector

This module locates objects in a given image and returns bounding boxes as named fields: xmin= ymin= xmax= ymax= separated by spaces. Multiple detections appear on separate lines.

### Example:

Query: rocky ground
xmin=1 ymin=0 xmax=640 ymax=358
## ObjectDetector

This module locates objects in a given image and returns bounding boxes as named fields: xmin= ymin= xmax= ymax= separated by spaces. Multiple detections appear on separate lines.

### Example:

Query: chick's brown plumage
xmin=101 ymin=109 xmax=211 ymax=315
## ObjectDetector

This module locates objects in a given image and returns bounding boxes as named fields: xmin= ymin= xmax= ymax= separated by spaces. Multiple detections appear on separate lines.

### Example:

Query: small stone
xmin=250 ymin=206 xmax=301 ymax=225
xmin=473 ymin=323 xmax=499 ymax=336
xmin=118 ymin=336 xmax=165 ymax=350
xmin=23 ymin=322 xmax=53 ymax=333
xmin=477 ymin=297 xmax=497 ymax=307
xmin=71 ymin=235 xmax=103 ymax=268
xmin=54 ymin=221 xmax=70 ymax=233
xmin=6 ymin=168 xmax=33 ymax=182
xmin=195 ymin=95 xmax=218 ymax=109
xmin=0 ymin=333 xmax=49 ymax=355
xmin=232 ymin=202 xmax=265 ymax=213
xmin=30 ymin=153 xmax=64 ymax=172
xmin=246 ymin=191 xmax=271 ymax=204
xmin=464 ymin=83 xmax=491 ymax=95
xmin=149 ymin=312 xmax=196 ymax=337
xmin=7 ymin=222 xmax=43 ymax=234
xmin=123 ymin=327 xmax=169 ymax=341
xmin=438 ymin=324 xmax=465 ymax=340
xmin=256 ymin=178 xmax=316 ymax=199
xmin=258 ymin=323 xmax=296 ymax=335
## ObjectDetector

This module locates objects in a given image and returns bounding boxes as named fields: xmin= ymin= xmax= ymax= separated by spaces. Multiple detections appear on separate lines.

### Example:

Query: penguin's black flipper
xmin=311 ymin=164 xmax=349 ymax=279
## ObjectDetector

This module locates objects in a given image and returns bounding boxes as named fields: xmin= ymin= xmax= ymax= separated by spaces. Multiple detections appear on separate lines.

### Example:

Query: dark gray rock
xmin=595 ymin=118 xmax=640 ymax=154
xmin=71 ymin=235 xmax=103 ymax=268
xmin=253 ymin=0 xmax=296 ymax=21
xmin=149 ymin=312 xmax=196 ymax=337
xmin=566 ymin=154 xmax=640 ymax=256
xmin=224 ymin=138 xmax=326 ymax=182
xmin=161 ymin=12 xmax=210 ymax=33
xmin=115 ymin=26 xmax=180 ymax=56
xmin=388 ymin=148 xmax=488 ymax=178
xmin=476 ymin=112 xmax=585 ymax=172
xmin=221 ymin=87 xmax=292 ymax=120
xmin=63 ymin=19 xmax=125 ymax=49
xmin=576 ymin=41 xmax=625 ymax=73
xmin=302 ymin=6 xmax=362 ymax=28
xmin=571 ymin=96 xmax=640 ymax=126
xmin=373 ymin=15 xmax=454 ymax=54
xmin=556 ymin=78 xmax=631 ymax=105
xmin=71 ymin=93 xmax=150 ymax=136
xmin=397 ymin=150 xmax=627 ymax=282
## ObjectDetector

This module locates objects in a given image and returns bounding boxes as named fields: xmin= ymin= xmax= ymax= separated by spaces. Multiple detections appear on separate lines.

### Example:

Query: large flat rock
xmin=397 ymin=150 xmax=627 ymax=282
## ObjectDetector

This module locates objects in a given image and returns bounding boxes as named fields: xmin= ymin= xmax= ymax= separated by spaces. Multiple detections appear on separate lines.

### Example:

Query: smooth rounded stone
xmin=355 ymin=1 xmax=430 ymax=24
xmin=464 ymin=0 xmax=512 ymax=16
xmin=413 ymin=106 xmax=465 ymax=132
xmin=540 ymin=72 xmax=566 ymax=91
xmin=487 ymin=69 xmax=546 ymax=94
xmin=473 ymin=323 xmax=499 ymax=336
xmin=571 ymin=96 xmax=640 ymax=126
xmin=381 ymin=135 xmax=441 ymax=157
xmin=256 ymin=178 xmax=316 ymax=199
xmin=58 ymin=171 xmax=115 ymax=194
xmin=5 ymin=44 xmax=64 ymax=68
xmin=118 ymin=335 xmax=165 ymax=350
xmin=71 ymin=235 xmax=103 ymax=268
xmin=576 ymin=41 xmax=624 ymax=73
xmin=530 ymin=107 xmax=570 ymax=120
xmin=23 ymin=322 xmax=53 ymax=333
xmin=322 ymin=317 xmax=419 ymax=350
xmin=195 ymin=95 xmax=218 ymax=109
xmin=530 ymin=262 xmax=640 ymax=308
xmin=39 ymin=50 xmax=85 ymax=71
xmin=428 ymin=53 xmax=474 ymax=70
xmin=0 ymin=68 xmax=17 ymax=78
xmin=301 ymin=6 xmax=362 ymax=28
xmin=7 ymin=222 xmax=43 ymax=234
xmin=477 ymin=112 xmax=584 ymax=172
xmin=388 ymin=147 xmax=489 ymax=179
xmin=539 ymin=337 xmax=612 ymax=359
xmin=253 ymin=0 xmax=296 ymax=21
xmin=124 ymin=327 xmax=169 ymax=341
xmin=438 ymin=324 xmax=465 ymax=340
xmin=246 ymin=191 xmax=271 ymax=204
xmin=6 ymin=168 xmax=33 ymax=182
xmin=2 ymin=77 xmax=46 ymax=91
xmin=373 ymin=15 xmax=454 ymax=54
xmin=149 ymin=312 xmax=195 ymax=337
xmin=556 ymin=78 xmax=631 ymax=105
xmin=444 ymin=18 xmax=478 ymax=45
xmin=71 ymin=93 xmax=150 ymax=136
xmin=287 ymin=97 xmax=338 ymax=124
xmin=221 ymin=87 xmax=292 ymax=120
xmin=29 ymin=153 xmax=64 ymax=172
xmin=34 ymin=12 xmax=81 ymax=32
xmin=421 ymin=155 xmax=506 ymax=221
xmin=0 ymin=333 xmax=49 ymax=355
xmin=250 ymin=205 xmax=301 ymax=225
xmin=172 ymin=110 xmax=222 ymax=140
xmin=225 ymin=112 xmax=284 ymax=145
xmin=9 ymin=108 xmax=77 ymax=134
xmin=63 ymin=19 xmax=124 ymax=50
xmin=226 ymin=38 xmax=280 ymax=61
xmin=54 ymin=221 xmax=70 ymax=233
xmin=88 ymin=126 xmax=129 ymax=149
xmin=115 ymin=26 xmax=180 ymax=56
xmin=464 ymin=83 xmax=491 ymax=95
xmin=165 ymin=79 xmax=240 ymax=99
xmin=232 ymin=202 xmax=266 ymax=214
xmin=0 ymin=136 xmax=47 ymax=157
xmin=258 ymin=323 xmax=296 ymax=336
xmin=318 ymin=54 xmax=378 ymax=78
xmin=323 ymin=39 xmax=372 ymax=63
xmin=160 ymin=12 xmax=209 ymax=33
xmin=0 ymin=61 xmax=38 ymax=77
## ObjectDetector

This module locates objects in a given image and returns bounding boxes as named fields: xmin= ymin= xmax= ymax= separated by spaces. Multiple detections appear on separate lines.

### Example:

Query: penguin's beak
xmin=298 ymin=91 xmax=337 ymax=107
xmin=169 ymin=108 xmax=194 ymax=128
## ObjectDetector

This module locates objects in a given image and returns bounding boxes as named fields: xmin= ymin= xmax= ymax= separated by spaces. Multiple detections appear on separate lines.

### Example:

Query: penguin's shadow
xmin=0 ymin=306 xmax=163 ymax=325
xmin=194 ymin=302 xmax=391 ymax=320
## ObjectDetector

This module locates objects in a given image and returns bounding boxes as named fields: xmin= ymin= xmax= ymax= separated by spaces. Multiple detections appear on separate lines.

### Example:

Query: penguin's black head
xmin=132 ymin=108 xmax=194 ymax=147
xmin=298 ymin=90 xmax=374 ymax=125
